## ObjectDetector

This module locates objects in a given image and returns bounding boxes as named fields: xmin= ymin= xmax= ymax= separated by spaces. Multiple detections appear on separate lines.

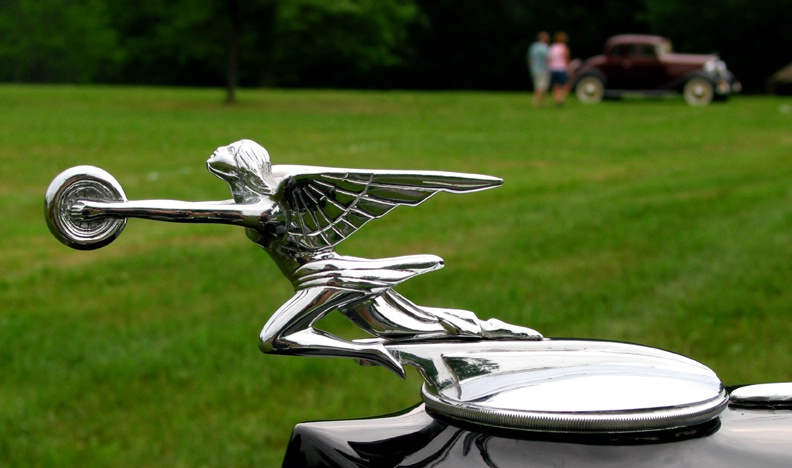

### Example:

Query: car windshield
xmin=656 ymin=40 xmax=672 ymax=55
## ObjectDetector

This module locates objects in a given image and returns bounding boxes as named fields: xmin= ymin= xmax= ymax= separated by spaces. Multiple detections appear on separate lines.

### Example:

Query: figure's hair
xmin=230 ymin=140 xmax=274 ymax=195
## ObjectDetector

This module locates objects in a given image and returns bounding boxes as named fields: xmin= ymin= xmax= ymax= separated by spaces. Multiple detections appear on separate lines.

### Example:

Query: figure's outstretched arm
xmin=72 ymin=199 xmax=274 ymax=228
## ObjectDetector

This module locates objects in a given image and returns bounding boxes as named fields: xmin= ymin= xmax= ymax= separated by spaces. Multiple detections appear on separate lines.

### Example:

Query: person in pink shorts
xmin=548 ymin=31 xmax=571 ymax=106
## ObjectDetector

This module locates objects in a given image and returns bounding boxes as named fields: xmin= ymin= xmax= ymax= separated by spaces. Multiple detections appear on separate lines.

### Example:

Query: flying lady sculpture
xmin=45 ymin=139 xmax=731 ymax=436
xmin=46 ymin=139 xmax=541 ymax=378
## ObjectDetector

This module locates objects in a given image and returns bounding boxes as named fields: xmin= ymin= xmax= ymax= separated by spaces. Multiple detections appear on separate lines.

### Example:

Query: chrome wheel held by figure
xmin=45 ymin=165 xmax=128 ymax=250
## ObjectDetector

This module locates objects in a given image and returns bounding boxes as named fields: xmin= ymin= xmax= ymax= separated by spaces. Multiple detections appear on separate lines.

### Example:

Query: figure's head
xmin=538 ymin=31 xmax=549 ymax=43
xmin=207 ymin=139 xmax=275 ymax=199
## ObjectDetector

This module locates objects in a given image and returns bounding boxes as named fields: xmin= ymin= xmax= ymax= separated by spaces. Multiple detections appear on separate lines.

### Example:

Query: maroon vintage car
xmin=572 ymin=34 xmax=740 ymax=106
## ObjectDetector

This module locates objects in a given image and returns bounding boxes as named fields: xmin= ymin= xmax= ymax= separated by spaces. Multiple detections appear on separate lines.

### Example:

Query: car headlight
xmin=705 ymin=60 xmax=727 ymax=74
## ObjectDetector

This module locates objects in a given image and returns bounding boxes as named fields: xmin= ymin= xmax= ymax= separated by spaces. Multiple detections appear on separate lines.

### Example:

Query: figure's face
xmin=207 ymin=144 xmax=238 ymax=181
xmin=207 ymin=139 xmax=273 ymax=201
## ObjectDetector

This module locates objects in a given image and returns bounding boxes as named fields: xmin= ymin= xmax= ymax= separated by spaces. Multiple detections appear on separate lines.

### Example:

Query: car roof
xmin=606 ymin=34 xmax=670 ymax=47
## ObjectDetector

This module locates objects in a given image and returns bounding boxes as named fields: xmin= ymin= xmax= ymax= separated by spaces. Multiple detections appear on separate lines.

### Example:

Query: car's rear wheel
xmin=575 ymin=76 xmax=605 ymax=104
xmin=683 ymin=78 xmax=714 ymax=106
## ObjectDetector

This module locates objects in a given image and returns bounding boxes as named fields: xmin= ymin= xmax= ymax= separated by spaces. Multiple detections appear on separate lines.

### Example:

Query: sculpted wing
xmin=271 ymin=165 xmax=503 ymax=252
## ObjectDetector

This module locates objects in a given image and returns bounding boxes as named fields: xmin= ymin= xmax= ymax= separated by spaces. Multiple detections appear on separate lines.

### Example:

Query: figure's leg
xmin=351 ymin=291 xmax=542 ymax=341
xmin=409 ymin=304 xmax=544 ymax=339
xmin=340 ymin=290 xmax=482 ymax=339
xmin=339 ymin=291 xmax=447 ymax=339
xmin=383 ymin=293 xmax=482 ymax=336
xmin=258 ymin=287 xmax=406 ymax=377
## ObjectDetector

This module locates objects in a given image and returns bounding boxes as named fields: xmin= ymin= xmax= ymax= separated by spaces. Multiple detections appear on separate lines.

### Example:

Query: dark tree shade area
xmin=1 ymin=0 xmax=790 ymax=94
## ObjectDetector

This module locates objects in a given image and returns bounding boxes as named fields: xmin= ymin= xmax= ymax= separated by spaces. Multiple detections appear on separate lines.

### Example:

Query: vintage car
xmin=572 ymin=34 xmax=741 ymax=106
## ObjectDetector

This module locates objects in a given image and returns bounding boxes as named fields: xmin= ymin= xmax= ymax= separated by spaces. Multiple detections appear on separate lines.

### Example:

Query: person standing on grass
xmin=528 ymin=31 xmax=550 ymax=106
xmin=548 ymin=31 xmax=571 ymax=107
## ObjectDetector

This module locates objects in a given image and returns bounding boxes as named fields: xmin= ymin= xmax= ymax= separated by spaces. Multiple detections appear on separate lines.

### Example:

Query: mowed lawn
xmin=2 ymin=85 xmax=792 ymax=466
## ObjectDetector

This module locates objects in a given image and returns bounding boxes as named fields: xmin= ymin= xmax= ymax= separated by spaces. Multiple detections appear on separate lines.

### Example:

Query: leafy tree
xmin=102 ymin=0 xmax=279 ymax=102
xmin=101 ymin=0 xmax=419 ymax=93
xmin=103 ymin=0 xmax=228 ymax=86
xmin=0 ymin=0 xmax=119 ymax=83
xmin=270 ymin=0 xmax=422 ymax=88
xmin=644 ymin=0 xmax=792 ymax=92
xmin=1 ymin=0 xmax=787 ymax=92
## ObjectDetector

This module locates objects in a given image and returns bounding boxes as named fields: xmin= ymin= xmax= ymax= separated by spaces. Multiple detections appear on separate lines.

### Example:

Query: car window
xmin=611 ymin=44 xmax=630 ymax=57
xmin=633 ymin=45 xmax=656 ymax=59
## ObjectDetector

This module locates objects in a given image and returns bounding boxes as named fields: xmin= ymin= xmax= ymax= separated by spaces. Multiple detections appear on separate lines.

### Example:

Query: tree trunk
xmin=225 ymin=0 xmax=241 ymax=104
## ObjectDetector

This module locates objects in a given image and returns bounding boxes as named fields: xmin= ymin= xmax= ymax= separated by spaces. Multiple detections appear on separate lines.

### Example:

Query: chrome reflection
xmin=730 ymin=383 xmax=792 ymax=408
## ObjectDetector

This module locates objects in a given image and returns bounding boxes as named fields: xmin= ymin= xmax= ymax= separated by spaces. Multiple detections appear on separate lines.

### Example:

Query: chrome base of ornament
xmin=389 ymin=339 xmax=728 ymax=434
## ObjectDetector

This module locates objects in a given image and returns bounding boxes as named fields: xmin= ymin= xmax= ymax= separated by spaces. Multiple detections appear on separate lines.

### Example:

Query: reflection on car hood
xmin=661 ymin=53 xmax=718 ymax=65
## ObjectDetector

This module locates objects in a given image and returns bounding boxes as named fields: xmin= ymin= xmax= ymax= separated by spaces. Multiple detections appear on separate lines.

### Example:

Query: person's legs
xmin=551 ymin=71 xmax=569 ymax=106
xmin=532 ymin=71 xmax=549 ymax=106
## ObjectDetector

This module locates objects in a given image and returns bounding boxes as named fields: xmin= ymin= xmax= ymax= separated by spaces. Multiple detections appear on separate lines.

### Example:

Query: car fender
xmin=572 ymin=68 xmax=607 ymax=89
xmin=675 ymin=71 xmax=716 ymax=91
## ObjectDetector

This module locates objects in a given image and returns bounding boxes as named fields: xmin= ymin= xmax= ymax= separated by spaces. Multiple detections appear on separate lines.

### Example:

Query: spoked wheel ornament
xmin=45 ymin=165 xmax=127 ymax=250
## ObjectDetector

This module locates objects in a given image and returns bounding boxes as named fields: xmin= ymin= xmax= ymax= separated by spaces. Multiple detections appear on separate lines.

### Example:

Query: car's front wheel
xmin=683 ymin=78 xmax=714 ymax=106
xmin=575 ymin=76 xmax=605 ymax=104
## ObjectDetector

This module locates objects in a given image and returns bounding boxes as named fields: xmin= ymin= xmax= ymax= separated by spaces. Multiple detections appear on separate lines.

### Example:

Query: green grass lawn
xmin=2 ymin=85 xmax=792 ymax=466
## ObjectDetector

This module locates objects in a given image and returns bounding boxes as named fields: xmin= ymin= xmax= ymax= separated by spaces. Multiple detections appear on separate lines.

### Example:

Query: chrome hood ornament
xmin=45 ymin=139 xmax=727 ymax=434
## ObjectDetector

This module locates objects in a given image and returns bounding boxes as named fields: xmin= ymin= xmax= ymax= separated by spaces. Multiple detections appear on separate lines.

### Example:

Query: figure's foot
xmin=480 ymin=318 xmax=543 ymax=340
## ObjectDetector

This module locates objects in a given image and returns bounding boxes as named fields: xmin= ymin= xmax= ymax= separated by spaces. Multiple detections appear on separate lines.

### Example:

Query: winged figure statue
xmin=66 ymin=139 xmax=542 ymax=377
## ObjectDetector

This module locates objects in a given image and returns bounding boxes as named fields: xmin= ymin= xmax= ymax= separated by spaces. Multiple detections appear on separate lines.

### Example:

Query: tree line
xmin=2 ymin=0 xmax=790 ymax=96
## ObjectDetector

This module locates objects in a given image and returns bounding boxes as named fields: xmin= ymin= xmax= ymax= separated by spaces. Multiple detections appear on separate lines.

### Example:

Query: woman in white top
xmin=548 ymin=31 xmax=570 ymax=106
